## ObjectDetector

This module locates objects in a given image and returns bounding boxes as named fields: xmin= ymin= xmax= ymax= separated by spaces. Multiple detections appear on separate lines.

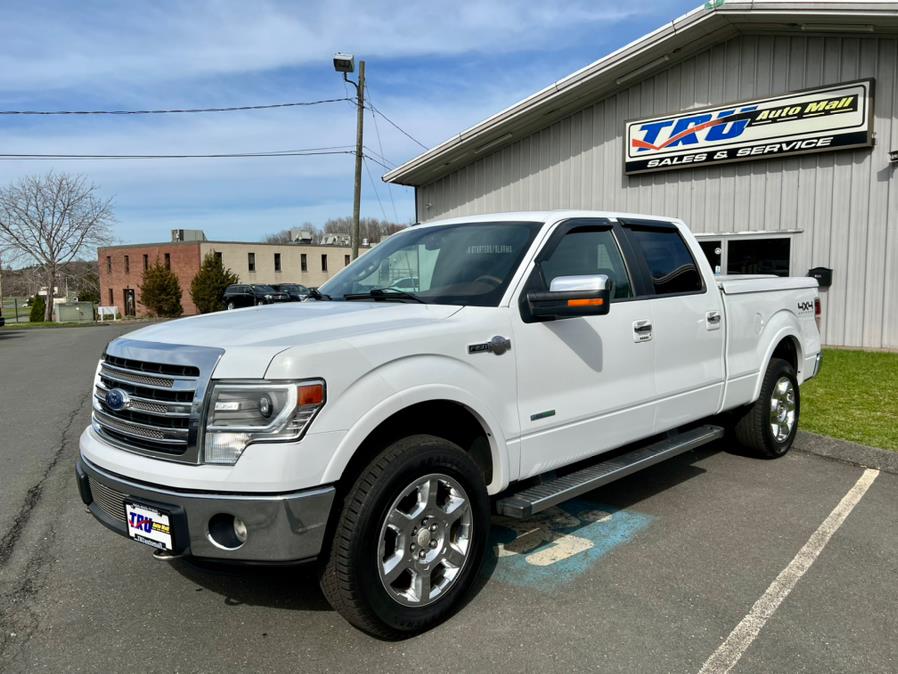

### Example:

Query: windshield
xmin=254 ymin=285 xmax=276 ymax=293
xmin=319 ymin=221 xmax=542 ymax=306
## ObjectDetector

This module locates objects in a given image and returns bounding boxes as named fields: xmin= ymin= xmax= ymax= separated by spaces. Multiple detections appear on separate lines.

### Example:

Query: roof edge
xmin=384 ymin=1 xmax=898 ymax=186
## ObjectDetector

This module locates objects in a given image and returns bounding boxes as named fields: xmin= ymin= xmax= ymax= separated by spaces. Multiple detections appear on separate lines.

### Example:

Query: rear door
xmin=237 ymin=285 xmax=253 ymax=307
xmin=619 ymin=220 xmax=725 ymax=431
xmin=512 ymin=218 xmax=657 ymax=479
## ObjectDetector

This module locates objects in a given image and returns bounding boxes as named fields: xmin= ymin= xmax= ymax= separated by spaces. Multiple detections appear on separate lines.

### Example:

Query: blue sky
xmin=0 ymin=1 xmax=699 ymax=245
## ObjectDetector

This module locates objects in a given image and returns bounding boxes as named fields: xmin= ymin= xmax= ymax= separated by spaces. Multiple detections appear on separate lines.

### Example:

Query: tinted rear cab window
xmin=626 ymin=226 xmax=704 ymax=295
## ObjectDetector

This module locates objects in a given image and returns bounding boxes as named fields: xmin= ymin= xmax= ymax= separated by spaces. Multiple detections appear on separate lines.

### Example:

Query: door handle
xmin=706 ymin=310 xmax=722 ymax=330
xmin=633 ymin=319 xmax=653 ymax=342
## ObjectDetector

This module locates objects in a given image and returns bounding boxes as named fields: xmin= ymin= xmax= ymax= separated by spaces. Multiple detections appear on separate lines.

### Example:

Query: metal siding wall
xmin=417 ymin=34 xmax=897 ymax=349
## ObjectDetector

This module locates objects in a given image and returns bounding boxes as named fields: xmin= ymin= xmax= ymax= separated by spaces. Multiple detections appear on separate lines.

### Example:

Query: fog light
xmin=233 ymin=517 xmax=248 ymax=544
xmin=208 ymin=513 xmax=247 ymax=550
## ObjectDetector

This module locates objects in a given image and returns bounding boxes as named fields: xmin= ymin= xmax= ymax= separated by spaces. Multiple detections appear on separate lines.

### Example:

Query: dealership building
xmin=386 ymin=1 xmax=898 ymax=349
xmin=98 ymin=230 xmax=363 ymax=316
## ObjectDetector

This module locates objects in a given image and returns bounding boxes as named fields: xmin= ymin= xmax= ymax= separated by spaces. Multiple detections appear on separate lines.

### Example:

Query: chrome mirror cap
xmin=549 ymin=274 xmax=610 ymax=293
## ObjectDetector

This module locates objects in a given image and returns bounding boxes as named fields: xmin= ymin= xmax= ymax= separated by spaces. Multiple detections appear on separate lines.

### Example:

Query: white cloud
xmin=0 ymin=0 xmax=689 ymax=243
xmin=0 ymin=1 xmax=647 ymax=91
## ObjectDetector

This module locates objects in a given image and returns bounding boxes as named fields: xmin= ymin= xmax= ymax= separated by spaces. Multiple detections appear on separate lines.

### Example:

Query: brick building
xmin=98 ymin=236 xmax=366 ymax=317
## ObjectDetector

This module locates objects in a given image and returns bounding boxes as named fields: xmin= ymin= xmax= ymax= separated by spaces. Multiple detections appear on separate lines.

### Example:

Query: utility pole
xmin=334 ymin=53 xmax=365 ymax=260
xmin=351 ymin=61 xmax=365 ymax=260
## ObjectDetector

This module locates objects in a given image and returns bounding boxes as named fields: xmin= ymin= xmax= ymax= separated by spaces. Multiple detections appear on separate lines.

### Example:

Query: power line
xmin=362 ymin=145 xmax=394 ymax=168
xmin=0 ymin=148 xmax=355 ymax=160
xmin=363 ymin=85 xmax=399 ymax=222
xmin=366 ymin=103 xmax=429 ymax=150
xmin=362 ymin=153 xmax=394 ymax=172
xmin=364 ymin=84 xmax=400 ymax=223
xmin=362 ymin=156 xmax=388 ymax=221
xmin=0 ymin=98 xmax=352 ymax=116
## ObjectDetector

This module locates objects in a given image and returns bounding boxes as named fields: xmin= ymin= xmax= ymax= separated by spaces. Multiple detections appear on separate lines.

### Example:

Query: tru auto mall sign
xmin=624 ymin=79 xmax=873 ymax=175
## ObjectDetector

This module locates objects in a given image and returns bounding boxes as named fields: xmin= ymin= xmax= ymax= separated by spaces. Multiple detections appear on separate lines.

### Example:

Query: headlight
xmin=203 ymin=379 xmax=325 ymax=465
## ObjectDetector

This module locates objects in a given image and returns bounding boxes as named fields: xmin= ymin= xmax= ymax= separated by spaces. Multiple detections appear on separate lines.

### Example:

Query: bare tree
xmin=262 ymin=222 xmax=322 ymax=244
xmin=0 ymin=173 xmax=113 ymax=320
xmin=323 ymin=217 xmax=406 ymax=243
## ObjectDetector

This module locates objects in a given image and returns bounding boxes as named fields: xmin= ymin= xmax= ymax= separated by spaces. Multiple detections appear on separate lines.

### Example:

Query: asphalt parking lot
xmin=1 ymin=326 xmax=896 ymax=673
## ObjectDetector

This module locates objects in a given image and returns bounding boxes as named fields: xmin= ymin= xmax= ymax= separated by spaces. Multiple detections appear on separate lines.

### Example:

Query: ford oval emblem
xmin=105 ymin=388 xmax=130 ymax=411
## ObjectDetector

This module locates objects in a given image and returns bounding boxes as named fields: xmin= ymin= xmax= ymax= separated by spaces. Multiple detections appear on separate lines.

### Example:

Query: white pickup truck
xmin=77 ymin=210 xmax=822 ymax=637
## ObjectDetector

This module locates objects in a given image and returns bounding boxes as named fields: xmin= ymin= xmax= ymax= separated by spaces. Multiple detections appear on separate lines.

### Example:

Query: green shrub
xmin=139 ymin=260 xmax=183 ymax=317
xmin=29 ymin=295 xmax=46 ymax=322
xmin=190 ymin=252 xmax=239 ymax=313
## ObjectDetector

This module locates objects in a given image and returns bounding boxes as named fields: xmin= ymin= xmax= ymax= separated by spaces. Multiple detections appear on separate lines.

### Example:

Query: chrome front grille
xmin=91 ymin=340 xmax=223 ymax=464
xmin=99 ymin=363 xmax=177 ymax=389
xmin=88 ymin=476 xmax=127 ymax=524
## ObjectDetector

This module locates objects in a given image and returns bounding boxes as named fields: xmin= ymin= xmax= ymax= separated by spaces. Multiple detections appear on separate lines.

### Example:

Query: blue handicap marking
xmin=488 ymin=498 xmax=654 ymax=591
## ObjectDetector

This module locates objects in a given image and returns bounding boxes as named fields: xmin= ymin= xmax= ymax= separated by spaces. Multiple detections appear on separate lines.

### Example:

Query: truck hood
xmin=128 ymin=301 xmax=463 ymax=349
xmin=120 ymin=302 xmax=463 ymax=377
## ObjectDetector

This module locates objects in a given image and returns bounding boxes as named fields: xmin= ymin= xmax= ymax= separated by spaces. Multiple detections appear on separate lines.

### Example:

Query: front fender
xmin=318 ymin=355 xmax=517 ymax=495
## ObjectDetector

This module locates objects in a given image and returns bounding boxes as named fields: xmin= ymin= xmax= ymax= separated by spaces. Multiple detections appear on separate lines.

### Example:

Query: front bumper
xmin=76 ymin=456 xmax=335 ymax=563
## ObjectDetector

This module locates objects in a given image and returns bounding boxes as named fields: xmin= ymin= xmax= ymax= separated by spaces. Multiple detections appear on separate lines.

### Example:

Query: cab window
xmin=626 ymin=226 xmax=704 ymax=296
xmin=539 ymin=227 xmax=633 ymax=300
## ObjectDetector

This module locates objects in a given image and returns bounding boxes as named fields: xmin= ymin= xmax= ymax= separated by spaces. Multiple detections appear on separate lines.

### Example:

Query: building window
xmin=699 ymin=240 xmax=722 ymax=275
xmin=274 ymin=252 xmax=282 ymax=272
xmin=696 ymin=236 xmax=792 ymax=278
xmin=108 ymin=288 xmax=113 ymax=306
xmin=301 ymin=253 xmax=307 ymax=272
xmin=143 ymin=254 xmax=149 ymax=271
xmin=164 ymin=253 xmax=171 ymax=270
xmin=248 ymin=252 xmax=256 ymax=272
xmin=106 ymin=256 xmax=112 ymax=273
xmin=124 ymin=255 xmax=130 ymax=274
xmin=344 ymin=254 xmax=351 ymax=266
xmin=321 ymin=254 xmax=328 ymax=272
xmin=727 ymin=238 xmax=791 ymax=277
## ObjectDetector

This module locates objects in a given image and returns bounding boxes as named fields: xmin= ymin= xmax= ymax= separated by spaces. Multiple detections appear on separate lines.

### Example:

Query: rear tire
xmin=733 ymin=357 xmax=800 ymax=458
xmin=319 ymin=435 xmax=489 ymax=639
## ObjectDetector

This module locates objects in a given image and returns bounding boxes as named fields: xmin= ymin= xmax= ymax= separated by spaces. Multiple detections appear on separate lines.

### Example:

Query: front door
xmin=512 ymin=219 xmax=657 ymax=480
xmin=123 ymin=288 xmax=136 ymax=317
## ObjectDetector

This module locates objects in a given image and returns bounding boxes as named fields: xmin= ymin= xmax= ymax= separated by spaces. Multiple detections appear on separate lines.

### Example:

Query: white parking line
xmin=698 ymin=468 xmax=880 ymax=674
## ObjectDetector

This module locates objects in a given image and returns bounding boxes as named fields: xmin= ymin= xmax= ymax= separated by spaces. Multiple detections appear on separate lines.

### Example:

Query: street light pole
xmin=334 ymin=53 xmax=365 ymax=260
xmin=351 ymin=60 xmax=365 ymax=260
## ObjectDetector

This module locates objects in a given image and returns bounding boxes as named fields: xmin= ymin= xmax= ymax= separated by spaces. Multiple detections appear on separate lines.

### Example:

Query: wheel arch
xmin=752 ymin=318 xmax=804 ymax=402
xmin=323 ymin=389 xmax=509 ymax=495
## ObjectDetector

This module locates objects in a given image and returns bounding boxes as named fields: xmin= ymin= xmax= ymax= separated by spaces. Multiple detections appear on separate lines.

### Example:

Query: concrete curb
xmin=794 ymin=431 xmax=898 ymax=475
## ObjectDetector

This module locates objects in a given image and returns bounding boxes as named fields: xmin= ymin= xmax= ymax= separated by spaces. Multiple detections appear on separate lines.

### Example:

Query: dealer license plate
xmin=125 ymin=502 xmax=173 ymax=551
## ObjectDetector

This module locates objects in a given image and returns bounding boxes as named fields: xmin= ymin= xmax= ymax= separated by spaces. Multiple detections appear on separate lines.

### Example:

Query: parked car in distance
xmin=222 ymin=284 xmax=289 ymax=310
xmin=271 ymin=283 xmax=310 ymax=302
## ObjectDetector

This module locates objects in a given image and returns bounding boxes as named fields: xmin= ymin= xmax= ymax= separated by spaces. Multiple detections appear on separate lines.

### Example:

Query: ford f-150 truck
xmin=77 ymin=211 xmax=822 ymax=637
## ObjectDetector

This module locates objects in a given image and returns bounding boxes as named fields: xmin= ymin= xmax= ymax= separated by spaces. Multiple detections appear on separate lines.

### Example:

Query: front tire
xmin=733 ymin=357 xmax=800 ymax=458
xmin=319 ymin=435 xmax=489 ymax=639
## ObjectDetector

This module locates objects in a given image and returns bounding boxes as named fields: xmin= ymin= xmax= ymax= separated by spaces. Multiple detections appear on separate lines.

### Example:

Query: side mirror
xmin=526 ymin=274 xmax=611 ymax=322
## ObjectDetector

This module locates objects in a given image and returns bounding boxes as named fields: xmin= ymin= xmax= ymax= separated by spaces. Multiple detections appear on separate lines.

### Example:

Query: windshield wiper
xmin=307 ymin=288 xmax=331 ymax=301
xmin=343 ymin=288 xmax=424 ymax=303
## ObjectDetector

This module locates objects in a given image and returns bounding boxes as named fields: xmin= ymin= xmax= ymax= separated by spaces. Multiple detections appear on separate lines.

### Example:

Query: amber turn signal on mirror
xmin=567 ymin=298 xmax=605 ymax=308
